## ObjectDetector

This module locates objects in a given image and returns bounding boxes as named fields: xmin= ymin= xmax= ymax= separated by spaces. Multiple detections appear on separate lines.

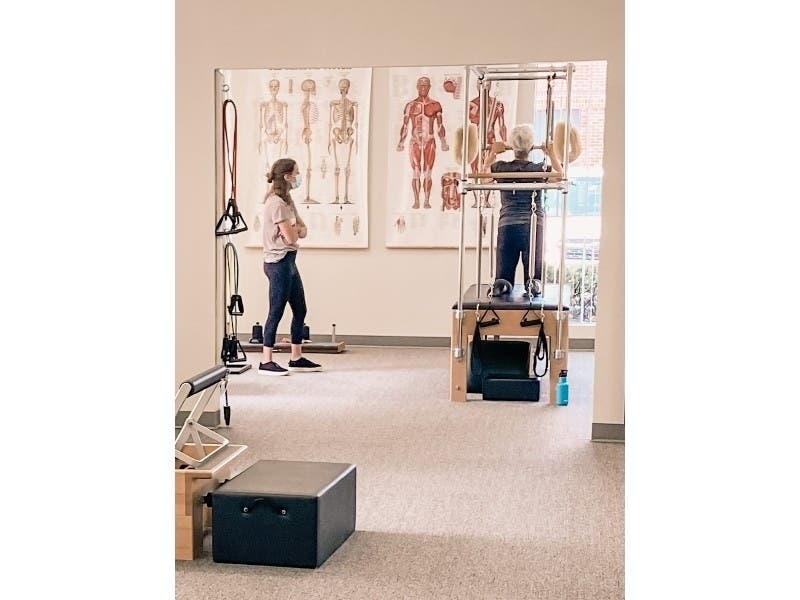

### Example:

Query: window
xmin=544 ymin=177 xmax=602 ymax=217
xmin=536 ymin=61 xmax=607 ymax=324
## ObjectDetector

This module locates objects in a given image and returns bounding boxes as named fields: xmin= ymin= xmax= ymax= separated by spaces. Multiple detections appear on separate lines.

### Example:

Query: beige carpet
xmin=176 ymin=346 xmax=624 ymax=600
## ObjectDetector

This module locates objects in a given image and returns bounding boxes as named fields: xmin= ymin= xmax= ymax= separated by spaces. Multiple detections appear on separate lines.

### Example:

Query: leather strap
xmin=222 ymin=99 xmax=238 ymax=212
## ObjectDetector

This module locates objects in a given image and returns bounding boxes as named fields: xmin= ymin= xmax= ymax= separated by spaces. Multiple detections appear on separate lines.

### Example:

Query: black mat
xmin=453 ymin=284 xmax=569 ymax=311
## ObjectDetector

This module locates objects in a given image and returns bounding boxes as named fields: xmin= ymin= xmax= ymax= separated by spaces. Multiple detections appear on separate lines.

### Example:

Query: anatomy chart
xmin=385 ymin=66 xmax=517 ymax=248
xmin=223 ymin=68 xmax=372 ymax=249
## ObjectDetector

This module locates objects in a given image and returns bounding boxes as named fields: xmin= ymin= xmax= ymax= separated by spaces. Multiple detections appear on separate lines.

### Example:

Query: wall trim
xmin=591 ymin=422 xmax=625 ymax=442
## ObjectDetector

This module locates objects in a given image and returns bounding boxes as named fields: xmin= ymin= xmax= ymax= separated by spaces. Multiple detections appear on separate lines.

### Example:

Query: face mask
xmin=289 ymin=174 xmax=302 ymax=190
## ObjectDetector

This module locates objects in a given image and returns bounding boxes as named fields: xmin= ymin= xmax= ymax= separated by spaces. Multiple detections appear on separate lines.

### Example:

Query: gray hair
xmin=509 ymin=124 xmax=535 ymax=154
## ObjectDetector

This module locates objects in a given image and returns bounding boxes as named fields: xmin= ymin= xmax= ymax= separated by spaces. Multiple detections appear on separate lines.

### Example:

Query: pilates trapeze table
xmin=450 ymin=283 xmax=570 ymax=403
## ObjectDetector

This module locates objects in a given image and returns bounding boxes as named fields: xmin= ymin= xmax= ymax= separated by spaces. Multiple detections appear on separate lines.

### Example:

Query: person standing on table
xmin=482 ymin=124 xmax=564 ymax=293
xmin=258 ymin=158 xmax=322 ymax=375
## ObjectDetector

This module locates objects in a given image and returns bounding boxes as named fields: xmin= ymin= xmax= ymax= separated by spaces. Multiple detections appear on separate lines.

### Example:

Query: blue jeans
xmin=262 ymin=251 xmax=307 ymax=347
xmin=496 ymin=218 xmax=544 ymax=288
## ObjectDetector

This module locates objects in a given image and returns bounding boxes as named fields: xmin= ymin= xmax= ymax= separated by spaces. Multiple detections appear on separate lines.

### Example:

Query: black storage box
xmin=482 ymin=375 xmax=540 ymax=401
xmin=210 ymin=460 xmax=356 ymax=568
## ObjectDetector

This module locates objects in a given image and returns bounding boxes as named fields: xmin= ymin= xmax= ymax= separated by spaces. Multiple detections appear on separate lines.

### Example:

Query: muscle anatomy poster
xmin=384 ymin=66 xmax=517 ymax=248
xmin=223 ymin=68 xmax=372 ymax=248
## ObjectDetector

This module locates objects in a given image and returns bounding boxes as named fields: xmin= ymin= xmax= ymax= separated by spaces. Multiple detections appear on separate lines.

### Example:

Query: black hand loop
xmin=215 ymin=199 xmax=248 ymax=236
xmin=478 ymin=308 xmax=500 ymax=328
xmin=228 ymin=294 xmax=244 ymax=317
xmin=532 ymin=321 xmax=549 ymax=378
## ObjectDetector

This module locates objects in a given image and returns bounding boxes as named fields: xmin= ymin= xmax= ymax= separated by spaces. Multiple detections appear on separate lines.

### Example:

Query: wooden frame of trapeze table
xmin=175 ymin=443 xmax=251 ymax=560
xmin=174 ymin=366 xmax=253 ymax=560
xmin=449 ymin=63 xmax=576 ymax=403
xmin=449 ymin=308 xmax=569 ymax=403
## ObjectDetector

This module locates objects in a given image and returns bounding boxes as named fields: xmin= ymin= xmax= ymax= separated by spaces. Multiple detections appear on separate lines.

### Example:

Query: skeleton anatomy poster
xmin=384 ymin=66 xmax=517 ymax=248
xmin=224 ymin=68 xmax=372 ymax=248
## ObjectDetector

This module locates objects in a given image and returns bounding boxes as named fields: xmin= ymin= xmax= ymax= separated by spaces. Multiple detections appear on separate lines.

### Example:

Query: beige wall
xmin=176 ymin=0 xmax=624 ymax=426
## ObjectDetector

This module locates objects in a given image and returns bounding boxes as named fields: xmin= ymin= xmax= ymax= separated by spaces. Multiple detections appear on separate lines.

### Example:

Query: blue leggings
xmin=262 ymin=251 xmax=307 ymax=347
xmin=496 ymin=218 xmax=544 ymax=288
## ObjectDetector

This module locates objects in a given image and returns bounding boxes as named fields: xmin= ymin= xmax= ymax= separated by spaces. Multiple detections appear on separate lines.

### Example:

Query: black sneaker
xmin=288 ymin=357 xmax=322 ymax=372
xmin=258 ymin=361 xmax=289 ymax=376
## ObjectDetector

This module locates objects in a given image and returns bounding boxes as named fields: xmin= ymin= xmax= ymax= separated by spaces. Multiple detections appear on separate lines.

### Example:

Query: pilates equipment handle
xmin=241 ymin=497 xmax=288 ymax=516
xmin=181 ymin=365 xmax=228 ymax=395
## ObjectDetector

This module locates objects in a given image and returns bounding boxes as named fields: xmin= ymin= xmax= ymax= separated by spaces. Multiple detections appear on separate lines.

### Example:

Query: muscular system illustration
xmin=300 ymin=79 xmax=320 ymax=204
xmin=258 ymin=79 xmax=288 ymax=158
xmin=468 ymin=81 xmax=507 ymax=207
xmin=328 ymin=78 xmax=358 ymax=204
xmin=396 ymin=77 xmax=449 ymax=209
xmin=440 ymin=171 xmax=460 ymax=211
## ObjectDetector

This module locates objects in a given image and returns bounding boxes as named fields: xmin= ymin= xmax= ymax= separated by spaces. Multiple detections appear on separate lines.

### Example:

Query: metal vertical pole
xmin=455 ymin=66 xmax=471 ymax=358
xmin=555 ymin=188 xmax=569 ymax=358
xmin=528 ymin=213 xmax=537 ymax=293
xmin=562 ymin=64 xmax=574 ymax=180
xmin=541 ymin=77 xmax=553 ymax=302
xmin=555 ymin=64 xmax=574 ymax=359
xmin=541 ymin=206 xmax=548 ymax=298
xmin=545 ymin=76 xmax=554 ymax=148
xmin=580 ymin=237 xmax=587 ymax=322
xmin=476 ymin=78 xmax=487 ymax=294
xmin=489 ymin=211 xmax=495 ymax=282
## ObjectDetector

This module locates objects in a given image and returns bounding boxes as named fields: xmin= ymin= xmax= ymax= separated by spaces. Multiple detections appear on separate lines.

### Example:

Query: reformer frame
xmin=450 ymin=63 xmax=576 ymax=403
xmin=175 ymin=365 xmax=232 ymax=468
xmin=174 ymin=364 xmax=252 ymax=560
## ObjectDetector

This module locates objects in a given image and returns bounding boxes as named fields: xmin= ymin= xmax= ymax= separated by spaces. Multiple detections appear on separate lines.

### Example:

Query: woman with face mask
xmin=258 ymin=158 xmax=322 ymax=375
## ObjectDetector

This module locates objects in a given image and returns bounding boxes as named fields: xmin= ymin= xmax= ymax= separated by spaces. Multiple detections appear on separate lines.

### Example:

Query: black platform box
xmin=468 ymin=339 xmax=531 ymax=393
xmin=210 ymin=460 xmax=356 ymax=568
xmin=483 ymin=375 xmax=540 ymax=401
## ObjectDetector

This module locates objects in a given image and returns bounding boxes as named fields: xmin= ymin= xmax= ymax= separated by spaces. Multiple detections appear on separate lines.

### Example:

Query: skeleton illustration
xmin=300 ymin=79 xmax=320 ymax=204
xmin=334 ymin=214 xmax=343 ymax=236
xmin=352 ymin=215 xmax=360 ymax=236
xmin=258 ymin=79 xmax=288 ymax=158
xmin=441 ymin=171 xmax=460 ymax=211
xmin=328 ymin=78 xmax=359 ymax=205
xmin=469 ymin=81 xmax=507 ymax=208
xmin=320 ymin=157 xmax=327 ymax=179
xmin=396 ymin=77 xmax=449 ymax=210
xmin=395 ymin=216 xmax=406 ymax=233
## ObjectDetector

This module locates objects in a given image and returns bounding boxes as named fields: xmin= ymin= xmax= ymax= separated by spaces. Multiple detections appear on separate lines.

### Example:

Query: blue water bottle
xmin=556 ymin=369 xmax=569 ymax=406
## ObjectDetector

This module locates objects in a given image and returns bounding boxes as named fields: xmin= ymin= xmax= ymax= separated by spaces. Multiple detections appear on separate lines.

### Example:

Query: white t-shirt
xmin=261 ymin=193 xmax=298 ymax=263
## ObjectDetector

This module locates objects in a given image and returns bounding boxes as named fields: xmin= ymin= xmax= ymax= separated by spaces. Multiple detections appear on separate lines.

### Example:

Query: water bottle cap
xmin=559 ymin=369 xmax=568 ymax=377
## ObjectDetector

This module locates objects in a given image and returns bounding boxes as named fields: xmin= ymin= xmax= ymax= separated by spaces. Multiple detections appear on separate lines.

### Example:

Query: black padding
xmin=483 ymin=376 xmax=540 ymax=401
xmin=468 ymin=339 xmax=530 ymax=393
xmin=181 ymin=365 xmax=228 ymax=395
xmin=454 ymin=284 xmax=569 ymax=311
xmin=210 ymin=460 xmax=356 ymax=568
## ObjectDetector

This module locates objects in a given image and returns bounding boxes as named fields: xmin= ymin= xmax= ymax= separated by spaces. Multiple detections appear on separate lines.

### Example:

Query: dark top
xmin=491 ymin=159 xmax=550 ymax=227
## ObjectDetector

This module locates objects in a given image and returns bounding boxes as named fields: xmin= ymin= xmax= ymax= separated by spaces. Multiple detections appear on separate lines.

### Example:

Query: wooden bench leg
xmin=547 ymin=313 xmax=570 ymax=404
xmin=450 ymin=311 xmax=468 ymax=402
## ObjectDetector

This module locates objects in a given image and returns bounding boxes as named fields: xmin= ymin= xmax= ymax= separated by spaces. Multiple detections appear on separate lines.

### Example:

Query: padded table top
xmin=213 ymin=460 xmax=355 ymax=498
xmin=453 ymin=284 xmax=569 ymax=311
